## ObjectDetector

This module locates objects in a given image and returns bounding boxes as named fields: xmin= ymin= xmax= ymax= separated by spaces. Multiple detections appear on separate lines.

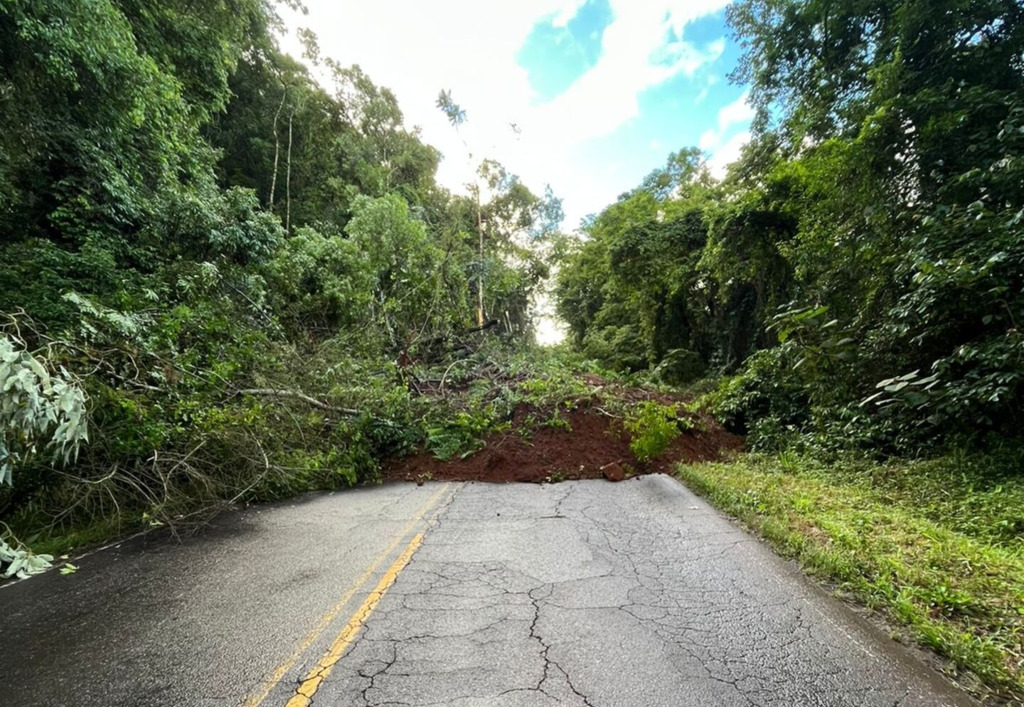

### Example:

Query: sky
xmin=279 ymin=0 xmax=753 ymax=233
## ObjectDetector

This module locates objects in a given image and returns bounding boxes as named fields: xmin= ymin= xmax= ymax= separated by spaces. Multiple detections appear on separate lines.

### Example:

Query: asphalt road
xmin=1 ymin=476 xmax=976 ymax=707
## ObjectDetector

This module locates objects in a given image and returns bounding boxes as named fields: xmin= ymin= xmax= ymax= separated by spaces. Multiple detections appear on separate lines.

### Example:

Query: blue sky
xmin=281 ymin=0 xmax=752 ymax=229
xmin=517 ymin=0 xmax=613 ymax=103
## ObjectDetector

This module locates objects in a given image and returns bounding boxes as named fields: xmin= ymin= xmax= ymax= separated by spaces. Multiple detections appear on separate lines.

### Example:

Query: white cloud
xmin=717 ymin=90 xmax=756 ymax=132
xmin=699 ymin=89 xmax=754 ymax=150
xmin=699 ymin=128 xmax=719 ymax=151
xmin=278 ymin=0 xmax=729 ymax=230
xmin=552 ymin=1 xmax=588 ymax=27
xmin=529 ymin=4 xmax=726 ymax=147
xmin=694 ymin=73 xmax=719 ymax=104
xmin=698 ymin=89 xmax=754 ymax=176
xmin=708 ymin=130 xmax=751 ymax=178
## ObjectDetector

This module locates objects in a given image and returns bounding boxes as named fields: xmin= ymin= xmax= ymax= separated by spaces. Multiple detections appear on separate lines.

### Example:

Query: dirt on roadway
xmin=386 ymin=398 xmax=743 ymax=484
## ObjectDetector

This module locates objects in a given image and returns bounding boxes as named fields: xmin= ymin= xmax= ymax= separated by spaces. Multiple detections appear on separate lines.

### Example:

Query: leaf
xmin=4 ymin=556 xmax=26 ymax=578
xmin=860 ymin=391 xmax=886 ymax=407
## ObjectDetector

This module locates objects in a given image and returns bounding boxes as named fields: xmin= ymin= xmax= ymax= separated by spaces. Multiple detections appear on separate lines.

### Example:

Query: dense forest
xmin=0 ymin=0 xmax=560 ymax=541
xmin=557 ymin=0 xmax=1024 ymax=456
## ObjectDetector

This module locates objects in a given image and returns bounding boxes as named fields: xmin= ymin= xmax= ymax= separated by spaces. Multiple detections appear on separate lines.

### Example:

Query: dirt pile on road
xmin=385 ymin=399 xmax=743 ymax=484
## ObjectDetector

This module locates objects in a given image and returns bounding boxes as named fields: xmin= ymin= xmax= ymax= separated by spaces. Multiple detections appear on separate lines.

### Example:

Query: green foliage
xmin=653 ymin=349 xmax=706 ymax=386
xmin=345 ymin=194 xmax=455 ymax=347
xmin=625 ymin=401 xmax=684 ymax=462
xmin=436 ymin=90 xmax=466 ymax=128
xmin=201 ymin=187 xmax=284 ymax=265
xmin=555 ymin=151 xmax=791 ymax=375
xmin=514 ymin=374 xmax=590 ymax=409
xmin=0 ymin=0 xmax=258 ymax=252
xmin=0 ymin=335 xmax=89 ymax=485
xmin=702 ymin=347 xmax=809 ymax=451
xmin=0 ymin=526 xmax=53 ymax=580
xmin=557 ymin=0 xmax=1024 ymax=454
xmin=425 ymin=413 xmax=489 ymax=461
xmin=0 ymin=0 xmax=566 ymax=562
xmin=265 ymin=226 xmax=373 ymax=336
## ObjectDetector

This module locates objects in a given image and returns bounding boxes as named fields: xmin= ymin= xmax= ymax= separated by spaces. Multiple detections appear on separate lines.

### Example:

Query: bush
xmin=703 ymin=347 xmax=809 ymax=451
xmin=264 ymin=226 xmax=373 ymax=337
xmin=581 ymin=325 xmax=648 ymax=372
xmin=653 ymin=348 xmax=706 ymax=385
xmin=625 ymin=401 xmax=683 ymax=462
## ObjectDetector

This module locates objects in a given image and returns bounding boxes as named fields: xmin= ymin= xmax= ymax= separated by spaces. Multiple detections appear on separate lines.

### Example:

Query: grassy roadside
xmin=677 ymin=454 xmax=1024 ymax=704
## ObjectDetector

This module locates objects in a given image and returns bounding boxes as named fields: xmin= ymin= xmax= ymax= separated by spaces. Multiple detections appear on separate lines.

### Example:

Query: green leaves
xmin=625 ymin=401 xmax=685 ymax=462
xmin=861 ymin=370 xmax=941 ymax=411
xmin=772 ymin=306 xmax=828 ymax=344
xmin=556 ymin=152 xmax=794 ymax=374
xmin=425 ymin=413 xmax=488 ymax=461
xmin=436 ymin=90 xmax=466 ymax=129
xmin=344 ymin=194 xmax=453 ymax=346
xmin=0 ymin=335 xmax=89 ymax=485
xmin=689 ymin=0 xmax=1024 ymax=449
xmin=0 ymin=0 xmax=577 ymax=571
xmin=0 ymin=534 xmax=54 ymax=580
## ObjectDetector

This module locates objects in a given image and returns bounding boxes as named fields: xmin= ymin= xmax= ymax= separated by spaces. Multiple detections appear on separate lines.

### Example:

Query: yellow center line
xmin=284 ymin=532 xmax=425 ymax=707
xmin=242 ymin=483 xmax=450 ymax=707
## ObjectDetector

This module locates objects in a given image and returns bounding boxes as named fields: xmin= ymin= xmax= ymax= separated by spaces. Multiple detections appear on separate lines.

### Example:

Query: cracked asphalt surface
xmin=1 ymin=476 xmax=975 ymax=706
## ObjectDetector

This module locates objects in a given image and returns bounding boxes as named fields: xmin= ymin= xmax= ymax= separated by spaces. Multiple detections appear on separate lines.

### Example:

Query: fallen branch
xmin=466 ymin=318 xmax=499 ymax=334
xmin=439 ymin=359 xmax=468 ymax=397
xmin=235 ymin=388 xmax=361 ymax=416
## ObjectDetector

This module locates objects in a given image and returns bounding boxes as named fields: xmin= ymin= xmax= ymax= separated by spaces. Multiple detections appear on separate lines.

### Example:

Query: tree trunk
xmin=269 ymin=85 xmax=286 ymax=210
xmin=476 ymin=185 xmax=484 ymax=326
xmin=286 ymin=109 xmax=294 ymax=233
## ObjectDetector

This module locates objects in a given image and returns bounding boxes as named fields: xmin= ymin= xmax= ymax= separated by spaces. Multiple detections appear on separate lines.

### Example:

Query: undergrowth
xmin=625 ymin=401 xmax=685 ymax=461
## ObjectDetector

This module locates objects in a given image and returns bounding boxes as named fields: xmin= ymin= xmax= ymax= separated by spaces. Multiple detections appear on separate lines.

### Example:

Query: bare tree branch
xmin=235 ymin=388 xmax=361 ymax=416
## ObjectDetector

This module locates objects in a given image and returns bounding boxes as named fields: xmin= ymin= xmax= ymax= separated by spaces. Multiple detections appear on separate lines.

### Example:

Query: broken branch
xmin=235 ymin=388 xmax=361 ymax=416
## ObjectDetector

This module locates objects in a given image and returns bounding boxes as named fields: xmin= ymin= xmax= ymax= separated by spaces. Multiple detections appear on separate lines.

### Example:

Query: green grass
xmin=16 ymin=516 xmax=130 ymax=559
xmin=678 ymin=453 xmax=1024 ymax=703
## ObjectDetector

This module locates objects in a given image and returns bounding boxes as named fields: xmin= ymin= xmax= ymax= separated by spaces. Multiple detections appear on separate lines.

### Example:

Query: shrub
xmin=703 ymin=347 xmax=809 ymax=450
xmin=654 ymin=348 xmax=707 ymax=386
xmin=425 ymin=412 xmax=490 ymax=461
xmin=625 ymin=401 xmax=683 ymax=462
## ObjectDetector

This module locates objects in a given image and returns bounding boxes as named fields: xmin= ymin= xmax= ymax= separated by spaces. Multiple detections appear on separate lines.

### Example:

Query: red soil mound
xmin=385 ymin=403 xmax=743 ymax=484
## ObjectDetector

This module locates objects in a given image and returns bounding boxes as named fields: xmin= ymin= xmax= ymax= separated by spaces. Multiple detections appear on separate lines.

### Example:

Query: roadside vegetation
xmin=0 ymin=1 xmax=563 ymax=558
xmin=679 ymin=454 xmax=1024 ymax=702
xmin=1 ymin=0 xmax=1021 ymax=703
